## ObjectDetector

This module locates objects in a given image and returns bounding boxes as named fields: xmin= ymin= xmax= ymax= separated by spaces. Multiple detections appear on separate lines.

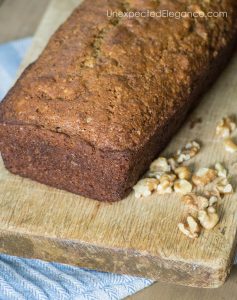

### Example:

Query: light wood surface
xmin=1 ymin=0 xmax=237 ymax=292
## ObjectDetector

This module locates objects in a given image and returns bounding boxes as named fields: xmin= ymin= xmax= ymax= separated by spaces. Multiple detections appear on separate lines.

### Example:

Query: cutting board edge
xmin=0 ymin=228 xmax=235 ymax=288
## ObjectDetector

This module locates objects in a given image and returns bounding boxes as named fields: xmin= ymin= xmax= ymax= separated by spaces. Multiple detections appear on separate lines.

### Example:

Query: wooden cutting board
xmin=1 ymin=0 xmax=237 ymax=288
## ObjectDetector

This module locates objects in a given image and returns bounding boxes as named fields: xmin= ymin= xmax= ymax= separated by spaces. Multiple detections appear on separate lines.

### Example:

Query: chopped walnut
xmin=156 ymin=173 xmax=176 ymax=194
xmin=209 ymin=196 xmax=218 ymax=207
xmin=198 ymin=207 xmax=219 ymax=230
xmin=215 ymin=162 xmax=227 ymax=178
xmin=216 ymin=117 xmax=236 ymax=138
xmin=181 ymin=193 xmax=209 ymax=211
xmin=215 ymin=178 xmax=233 ymax=195
xmin=160 ymin=173 xmax=176 ymax=183
xmin=178 ymin=216 xmax=200 ymax=239
xmin=146 ymin=170 xmax=164 ymax=180
xmin=174 ymin=166 xmax=191 ymax=180
xmin=192 ymin=168 xmax=217 ymax=186
xmin=168 ymin=158 xmax=178 ymax=171
xmin=149 ymin=157 xmax=171 ymax=173
xmin=157 ymin=174 xmax=173 ymax=194
xmin=133 ymin=178 xmax=159 ymax=198
xmin=223 ymin=138 xmax=237 ymax=153
xmin=175 ymin=141 xmax=200 ymax=163
xmin=157 ymin=181 xmax=173 ymax=194
xmin=204 ymin=189 xmax=221 ymax=199
xmin=174 ymin=179 xmax=193 ymax=194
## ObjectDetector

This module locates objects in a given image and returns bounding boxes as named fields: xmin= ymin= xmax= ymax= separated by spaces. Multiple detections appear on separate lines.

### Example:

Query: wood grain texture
xmin=1 ymin=0 xmax=237 ymax=289
xmin=0 ymin=0 xmax=49 ymax=43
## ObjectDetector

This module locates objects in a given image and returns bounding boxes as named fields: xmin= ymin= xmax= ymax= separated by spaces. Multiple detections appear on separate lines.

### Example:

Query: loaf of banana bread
xmin=0 ymin=0 xmax=237 ymax=201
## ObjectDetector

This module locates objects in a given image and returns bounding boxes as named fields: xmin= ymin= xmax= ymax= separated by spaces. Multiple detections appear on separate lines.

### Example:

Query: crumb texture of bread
xmin=0 ymin=0 xmax=237 ymax=201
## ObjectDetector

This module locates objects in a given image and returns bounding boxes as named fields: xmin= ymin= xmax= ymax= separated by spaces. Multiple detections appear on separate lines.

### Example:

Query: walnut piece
xmin=178 ymin=216 xmax=200 ymax=239
xmin=209 ymin=196 xmax=218 ymax=207
xmin=198 ymin=207 xmax=219 ymax=230
xmin=175 ymin=166 xmax=191 ymax=180
xmin=216 ymin=117 xmax=236 ymax=138
xmin=146 ymin=170 xmax=164 ymax=179
xmin=156 ymin=174 xmax=176 ymax=194
xmin=223 ymin=138 xmax=237 ymax=153
xmin=157 ymin=181 xmax=173 ymax=194
xmin=192 ymin=168 xmax=217 ymax=186
xmin=133 ymin=178 xmax=159 ymax=198
xmin=174 ymin=141 xmax=200 ymax=163
xmin=174 ymin=179 xmax=193 ymax=194
xmin=181 ymin=193 xmax=209 ymax=211
xmin=215 ymin=178 xmax=233 ymax=195
xmin=168 ymin=158 xmax=178 ymax=171
xmin=204 ymin=189 xmax=221 ymax=199
xmin=149 ymin=157 xmax=171 ymax=173
xmin=215 ymin=162 xmax=227 ymax=178
xmin=160 ymin=173 xmax=176 ymax=183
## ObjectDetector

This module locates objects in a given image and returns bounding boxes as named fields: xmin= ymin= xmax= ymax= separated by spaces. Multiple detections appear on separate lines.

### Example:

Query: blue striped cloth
xmin=0 ymin=38 xmax=153 ymax=300
xmin=0 ymin=38 xmax=31 ymax=99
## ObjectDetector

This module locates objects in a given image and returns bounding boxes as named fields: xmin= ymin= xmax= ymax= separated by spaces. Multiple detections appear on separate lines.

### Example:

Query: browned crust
xmin=1 ymin=0 xmax=237 ymax=151
xmin=1 ymin=35 xmax=236 ymax=201
xmin=0 ymin=0 xmax=237 ymax=201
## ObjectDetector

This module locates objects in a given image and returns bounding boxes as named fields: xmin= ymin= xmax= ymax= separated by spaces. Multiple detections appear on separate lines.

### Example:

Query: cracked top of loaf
xmin=0 ymin=0 xmax=237 ymax=151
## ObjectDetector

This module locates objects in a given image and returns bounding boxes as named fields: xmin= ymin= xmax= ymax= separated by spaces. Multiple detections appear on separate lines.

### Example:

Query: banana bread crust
xmin=0 ymin=0 xmax=237 ymax=201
